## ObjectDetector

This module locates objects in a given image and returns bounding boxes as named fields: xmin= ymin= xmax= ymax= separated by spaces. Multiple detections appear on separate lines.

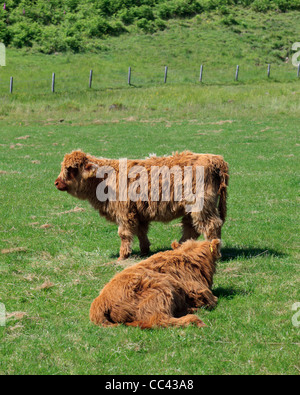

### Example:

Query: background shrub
xmin=0 ymin=0 xmax=299 ymax=52
xmin=251 ymin=0 xmax=275 ymax=12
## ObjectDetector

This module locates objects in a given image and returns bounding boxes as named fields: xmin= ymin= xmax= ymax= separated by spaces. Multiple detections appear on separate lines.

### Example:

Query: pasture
xmin=0 ymin=13 xmax=299 ymax=374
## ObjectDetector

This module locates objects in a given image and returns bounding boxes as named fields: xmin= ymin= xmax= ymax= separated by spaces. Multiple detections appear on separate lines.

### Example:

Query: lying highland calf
xmin=90 ymin=239 xmax=221 ymax=329
xmin=55 ymin=150 xmax=229 ymax=259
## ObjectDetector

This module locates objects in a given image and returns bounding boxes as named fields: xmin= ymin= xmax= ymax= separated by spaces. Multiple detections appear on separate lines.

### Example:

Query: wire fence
xmin=0 ymin=63 xmax=299 ymax=95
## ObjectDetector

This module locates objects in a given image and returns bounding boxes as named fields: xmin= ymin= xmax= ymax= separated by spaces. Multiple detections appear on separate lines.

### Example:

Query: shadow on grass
xmin=111 ymin=246 xmax=284 ymax=262
xmin=213 ymin=286 xmax=251 ymax=300
xmin=221 ymin=247 xmax=284 ymax=262
xmin=109 ymin=246 xmax=172 ymax=260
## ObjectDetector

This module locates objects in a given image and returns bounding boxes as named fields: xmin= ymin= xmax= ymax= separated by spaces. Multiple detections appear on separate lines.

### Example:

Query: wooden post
xmin=10 ymin=77 xmax=13 ymax=94
xmin=298 ymin=64 xmax=300 ymax=78
xmin=199 ymin=65 xmax=203 ymax=82
xmin=128 ymin=67 xmax=131 ymax=85
xmin=89 ymin=70 xmax=93 ymax=88
xmin=164 ymin=66 xmax=168 ymax=83
xmin=268 ymin=64 xmax=271 ymax=78
xmin=235 ymin=65 xmax=239 ymax=81
xmin=52 ymin=73 xmax=55 ymax=93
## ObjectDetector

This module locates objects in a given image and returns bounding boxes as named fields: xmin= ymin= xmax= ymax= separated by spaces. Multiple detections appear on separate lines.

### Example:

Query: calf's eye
xmin=67 ymin=167 xmax=78 ymax=179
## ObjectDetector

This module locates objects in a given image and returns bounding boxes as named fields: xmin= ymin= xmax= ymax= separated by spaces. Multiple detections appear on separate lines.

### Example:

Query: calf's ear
xmin=210 ymin=239 xmax=222 ymax=257
xmin=82 ymin=162 xmax=98 ymax=179
xmin=171 ymin=241 xmax=181 ymax=250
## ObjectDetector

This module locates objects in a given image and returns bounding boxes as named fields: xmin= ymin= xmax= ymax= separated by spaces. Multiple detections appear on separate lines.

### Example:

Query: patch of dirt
xmin=28 ymin=222 xmax=39 ymax=227
xmin=1 ymin=247 xmax=27 ymax=254
xmin=35 ymin=281 xmax=55 ymax=290
xmin=40 ymin=224 xmax=52 ymax=229
xmin=209 ymin=120 xmax=234 ymax=125
xmin=15 ymin=135 xmax=30 ymax=140
xmin=6 ymin=311 xmax=28 ymax=320
xmin=109 ymin=103 xmax=127 ymax=111
xmin=0 ymin=170 xmax=20 ymax=175
xmin=55 ymin=206 xmax=85 ymax=216
xmin=23 ymin=274 xmax=38 ymax=282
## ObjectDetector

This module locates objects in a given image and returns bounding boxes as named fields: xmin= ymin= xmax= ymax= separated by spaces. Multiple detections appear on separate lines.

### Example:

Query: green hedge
xmin=0 ymin=0 xmax=299 ymax=53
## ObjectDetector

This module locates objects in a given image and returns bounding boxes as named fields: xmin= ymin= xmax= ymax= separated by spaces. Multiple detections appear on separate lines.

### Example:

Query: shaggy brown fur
xmin=90 ymin=239 xmax=221 ymax=329
xmin=55 ymin=150 xmax=229 ymax=260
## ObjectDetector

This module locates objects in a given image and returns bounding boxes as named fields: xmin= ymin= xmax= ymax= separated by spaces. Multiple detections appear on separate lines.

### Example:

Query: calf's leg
xmin=203 ymin=216 xmax=222 ymax=241
xmin=118 ymin=224 xmax=134 ymax=260
xmin=179 ymin=215 xmax=200 ymax=243
xmin=137 ymin=222 xmax=150 ymax=256
xmin=187 ymin=285 xmax=218 ymax=310
xmin=190 ymin=210 xmax=223 ymax=242
xmin=126 ymin=313 xmax=206 ymax=329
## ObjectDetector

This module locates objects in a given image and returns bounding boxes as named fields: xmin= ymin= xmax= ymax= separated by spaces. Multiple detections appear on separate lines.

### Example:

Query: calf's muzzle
xmin=55 ymin=177 xmax=68 ymax=191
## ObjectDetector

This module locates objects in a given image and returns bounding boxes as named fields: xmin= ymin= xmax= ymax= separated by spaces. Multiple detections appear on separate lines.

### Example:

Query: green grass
xmin=1 ymin=8 xmax=300 ymax=90
xmin=0 ymin=8 xmax=300 ymax=125
xmin=0 ymin=118 xmax=299 ymax=375
xmin=1 ymin=0 xmax=300 ymax=53
xmin=0 ymin=10 xmax=300 ymax=375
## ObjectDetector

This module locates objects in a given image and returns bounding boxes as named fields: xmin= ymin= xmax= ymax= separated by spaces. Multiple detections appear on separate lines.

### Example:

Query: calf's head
xmin=172 ymin=238 xmax=222 ymax=260
xmin=55 ymin=150 xmax=98 ymax=197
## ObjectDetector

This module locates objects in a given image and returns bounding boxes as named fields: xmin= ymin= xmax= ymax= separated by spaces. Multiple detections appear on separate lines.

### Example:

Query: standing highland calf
xmin=90 ymin=239 xmax=221 ymax=329
xmin=55 ymin=150 xmax=229 ymax=260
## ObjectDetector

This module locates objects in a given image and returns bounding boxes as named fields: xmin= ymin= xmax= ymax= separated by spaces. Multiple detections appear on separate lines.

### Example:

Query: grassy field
xmin=0 ymin=10 xmax=300 ymax=375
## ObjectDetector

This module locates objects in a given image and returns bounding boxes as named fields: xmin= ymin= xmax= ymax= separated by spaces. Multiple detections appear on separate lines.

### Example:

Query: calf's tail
xmin=217 ymin=160 xmax=229 ymax=223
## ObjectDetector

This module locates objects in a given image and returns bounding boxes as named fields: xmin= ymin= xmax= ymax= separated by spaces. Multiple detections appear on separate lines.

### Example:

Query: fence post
xmin=128 ymin=67 xmax=131 ymax=85
xmin=199 ymin=65 xmax=204 ymax=83
xmin=235 ymin=65 xmax=239 ymax=81
xmin=10 ymin=77 xmax=13 ymax=94
xmin=52 ymin=73 xmax=55 ymax=93
xmin=164 ymin=66 xmax=168 ymax=83
xmin=89 ymin=70 xmax=93 ymax=88
xmin=268 ymin=64 xmax=271 ymax=78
